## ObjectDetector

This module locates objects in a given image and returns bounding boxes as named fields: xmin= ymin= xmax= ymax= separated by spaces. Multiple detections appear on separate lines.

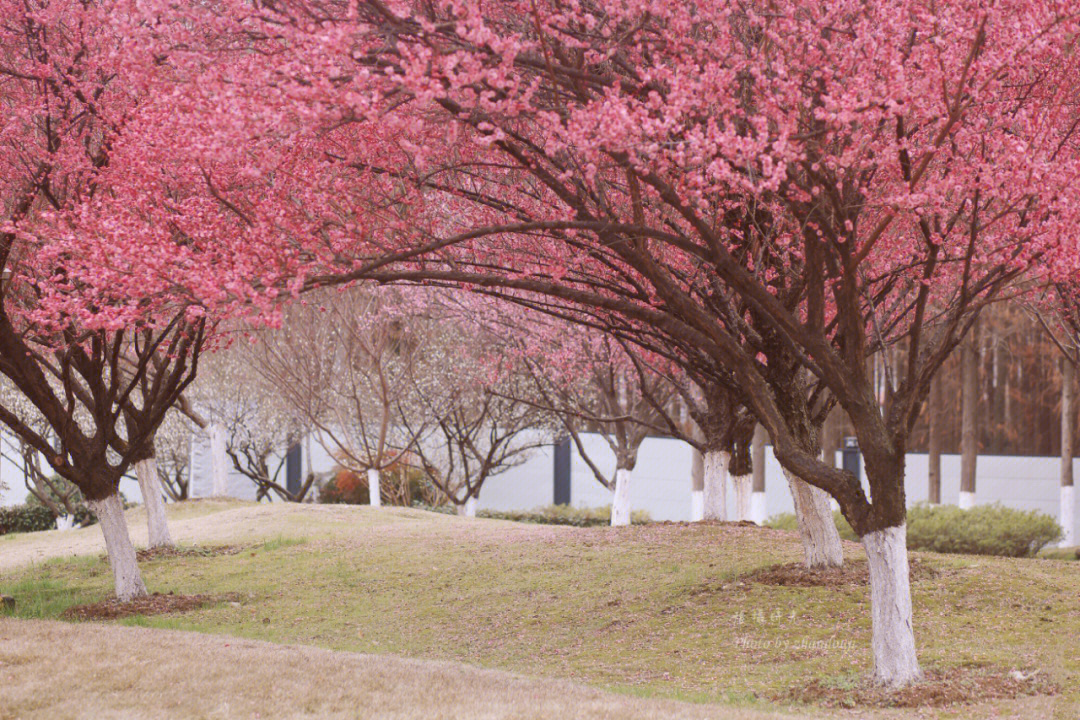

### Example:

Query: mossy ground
xmin=2 ymin=502 xmax=1078 ymax=718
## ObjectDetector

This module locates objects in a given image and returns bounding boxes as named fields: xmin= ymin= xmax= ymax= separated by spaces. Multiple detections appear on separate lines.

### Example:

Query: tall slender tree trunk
xmin=863 ymin=523 xmax=921 ymax=686
xmin=783 ymin=469 xmax=844 ymax=568
xmin=88 ymin=492 xmax=148 ymax=601
xmin=702 ymin=449 xmax=728 ymax=521
xmin=135 ymin=455 xmax=173 ymax=549
xmin=209 ymin=423 xmax=229 ymax=496
xmin=1061 ymin=358 xmax=1075 ymax=547
xmin=927 ymin=374 xmax=942 ymax=505
xmin=960 ymin=329 xmax=979 ymax=509
xmin=690 ymin=448 xmax=704 ymax=522
xmin=750 ymin=424 xmax=767 ymax=525
xmin=611 ymin=467 xmax=632 ymax=526
xmin=367 ymin=468 xmax=382 ymax=507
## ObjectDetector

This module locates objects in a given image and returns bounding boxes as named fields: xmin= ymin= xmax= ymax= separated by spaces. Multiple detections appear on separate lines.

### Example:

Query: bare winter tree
xmin=187 ymin=347 xmax=313 ymax=502
xmin=247 ymin=289 xmax=440 ymax=506
xmin=519 ymin=331 xmax=674 ymax=527
xmin=411 ymin=377 xmax=552 ymax=516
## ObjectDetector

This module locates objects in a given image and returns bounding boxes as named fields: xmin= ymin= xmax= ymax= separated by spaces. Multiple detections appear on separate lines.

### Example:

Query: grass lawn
xmin=1 ymin=501 xmax=1078 ymax=719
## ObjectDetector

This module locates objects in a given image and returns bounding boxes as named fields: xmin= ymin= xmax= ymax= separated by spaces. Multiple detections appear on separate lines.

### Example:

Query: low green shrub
xmin=413 ymin=502 xmax=651 ymax=526
xmin=766 ymin=502 xmax=1062 ymax=557
xmin=0 ymin=505 xmax=56 ymax=535
xmin=905 ymin=503 xmax=1060 ymax=557
xmin=24 ymin=475 xmax=106 ymax=528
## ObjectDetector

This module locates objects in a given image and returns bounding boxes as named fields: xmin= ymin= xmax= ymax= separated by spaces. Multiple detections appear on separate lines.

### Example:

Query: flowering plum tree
xmin=47 ymin=0 xmax=1080 ymax=684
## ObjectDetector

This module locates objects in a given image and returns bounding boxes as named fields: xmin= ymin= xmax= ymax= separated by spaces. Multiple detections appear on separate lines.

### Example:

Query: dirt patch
xmin=61 ymin=592 xmax=235 ymax=621
xmin=782 ymin=666 xmax=1057 ymax=708
xmin=742 ymin=557 xmax=938 ymax=588
xmin=135 ymin=544 xmax=248 ymax=562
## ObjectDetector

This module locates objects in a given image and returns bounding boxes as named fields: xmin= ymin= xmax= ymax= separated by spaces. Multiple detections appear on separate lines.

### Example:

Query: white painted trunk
xmin=136 ymin=457 xmax=173 ymax=549
xmin=690 ymin=490 xmax=704 ymax=522
xmin=783 ymin=470 xmax=844 ymax=568
xmin=209 ymin=423 xmax=229 ymax=496
xmin=732 ymin=474 xmax=752 ymax=522
xmin=750 ymin=491 xmax=767 ymax=526
xmin=367 ymin=468 xmax=382 ymax=507
xmin=611 ymin=468 xmax=632 ymax=526
xmin=55 ymin=515 xmax=75 ymax=531
xmin=958 ymin=491 xmax=975 ymax=510
xmin=702 ymin=450 xmax=728 ymax=521
xmin=88 ymin=492 xmax=148 ymax=601
xmin=1061 ymin=485 xmax=1075 ymax=547
xmin=458 ymin=496 xmax=478 ymax=517
xmin=863 ymin=525 xmax=922 ymax=686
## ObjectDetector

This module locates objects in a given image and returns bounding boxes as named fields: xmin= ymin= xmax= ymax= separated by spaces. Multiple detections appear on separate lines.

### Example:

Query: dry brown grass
xmin=0 ymin=618 xmax=789 ymax=720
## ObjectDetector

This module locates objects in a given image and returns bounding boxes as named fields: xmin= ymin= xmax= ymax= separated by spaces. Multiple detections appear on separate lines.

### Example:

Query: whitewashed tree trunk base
xmin=611 ymin=468 xmax=632 ymax=526
xmin=783 ymin=470 xmax=844 ymax=568
xmin=863 ymin=524 xmax=922 ymax=686
xmin=750 ymin=491 xmax=767 ymax=525
xmin=1061 ymin=486 xmax=1075 ymax=547
xmin=136 ymin=457 xmax=173 ymax=548
xmin=209 ymin=423 xmax=229 ymax=496
xmin=732 ymin=474 xmax=752 ymax=522
xmin=89 ymin=493 xmax=148 ymax=601
xmin=702 ymin=450 xmax=728 ymax=521
xmin=367 ymin=469 xmax=382 ymax=508
xmin=458 ymin=496 xmax=478 ymax=517
xmin=958 ymin=491 xmax=975 ymax=510
xmin=690 ymin=490 xmax=704 ymax=522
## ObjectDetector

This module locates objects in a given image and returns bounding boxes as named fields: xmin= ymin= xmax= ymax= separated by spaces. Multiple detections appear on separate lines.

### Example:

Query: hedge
xmin=0 ymin=505 xmax=57 ymax=535
xmin=766 ymin=502 xmax=1062 ymax=558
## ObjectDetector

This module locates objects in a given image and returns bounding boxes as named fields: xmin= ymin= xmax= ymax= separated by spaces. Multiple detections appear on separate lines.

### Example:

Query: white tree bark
xmin=209 ymin=423 xmax=229 ymax=496
xmin=958 ymin=491 xmax=975 ymax=510
xmin=88 ymin=492 xmax=148 ymax=601
xmin=135 ymin=457 xmax=173 ymax=548
xmin=367 ymin=468 xmax=382 ymax=507
xmin=732 ymin=474 xmax=752 ymax=522
xmin=783 ymin=469 xmax=844 ymax=568
xmin=863 ymin=524 xmax=922 ymax=686
xmin=702 ymin=450 xmax=728 ymax=521
xmin=458 ymin=496 xmax=478 ymax=517
xmin=611 ymin=468 xmax=632 ymax=526
xmin=1062 ymin=485 xmax=1075 ymax=547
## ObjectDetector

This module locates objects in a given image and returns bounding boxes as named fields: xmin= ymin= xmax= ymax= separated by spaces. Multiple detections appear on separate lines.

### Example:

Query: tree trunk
xmin=959 ymin=331 xmax=978 ymax=510
xmin=135 ymin=456 xmax=173 ymax=549
xmin=863 ymin=524 xmax=922 ymax=686
xmin=367 ymin=468 xmax=382 ymax=507
xmin=690 ymin=448 xmax=704 ymax=522
xmin=457 ymin=496 xmax=478 ymax=517
xmin=927 ymin=374 xmax=942 ymax=505
xmin=751 ymin=424 xmax=767 ymax=525
xmin=611 ymin=467 xmax=632 ymax=526
xmin=88 ymin=492 xmax=148 ymax=601
xmin=702 ymin=449 xmax=728 ymax=521
xmin=209 ymin=423 xmax=229 ymax=496
xmin=783 ymin=469 xmax=844 ymax=568
xmin=732 ymin=474 xmax=752 ymax=521
xmin=1062 ymin=358 xmax=1075 ymax=547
